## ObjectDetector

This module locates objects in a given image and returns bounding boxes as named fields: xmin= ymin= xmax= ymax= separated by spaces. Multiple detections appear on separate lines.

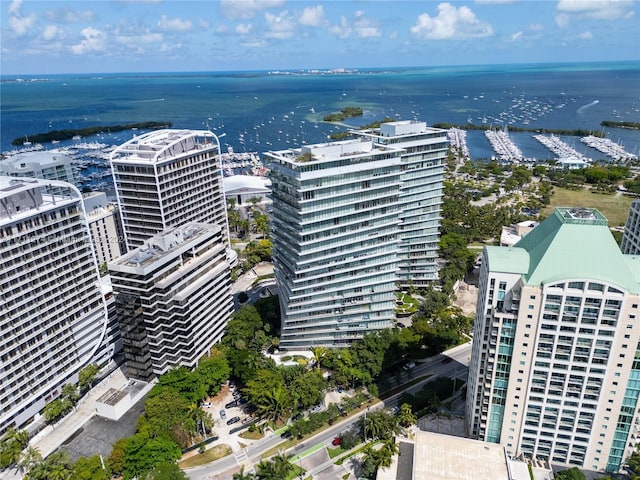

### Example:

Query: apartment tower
xmin=108 ymin=223 xmax=233 ymax=380
xmin=621 ymin=199 xmax=640 ymax=254
xmin=109 ymin=129 xmax=229 ymax=250
xmin=466 ymin=207 xmax=640 ymax=474
xmin=353 ymin=121 xmax=448 ymax=287
xmin=0 ymin=177 xmax=107 ymax=433
xmin=265 ymin=138 xmax=408 ymax=349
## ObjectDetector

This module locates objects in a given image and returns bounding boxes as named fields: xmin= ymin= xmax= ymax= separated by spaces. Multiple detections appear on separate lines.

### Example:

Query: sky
xmin=1 ymin=0 xmax=638 ymax=75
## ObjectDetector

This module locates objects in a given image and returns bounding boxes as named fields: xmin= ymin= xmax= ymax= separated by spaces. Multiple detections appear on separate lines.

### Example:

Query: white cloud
xmin=555 ymin=12 xmax=570 ymax=27
xmin=235 ymin=23 xmax=253 ymax=35
xmin=8 ymin=0 xmax=37 ymax=37
xmin=328 ymin=16 xmax=352 ymax=39
xmin=556 ymin=0 xmax=635 ymax=20
xmin=299 ymin=5 xmax=326 ymax=27
xmin=220 ymin=0 xmax=285 ymax=20
xmin=577 ymin=30 xmax=593 ymax=39
xmin=44 ymin=7 xmax=95 ymax=23
xmin=354 ymin=16 xmax=381 ymax=38
xmin=264 ymin=10 xmax=295 ymax=39
xmin=71 ymin=27 xmax=107 ymax=54
xmin=41 ymin=25 xmax=65 ymax=41
xmin=510 ymin=31 xmax=523 ymax=41
xmin=115 ymin=31 xmax=163 ymax=45
xmin=410 ymin=3 xmax=494 ymax=40
xmin=528 ymin=23 xmax=544 ymax=32
xmin=157 ymin=15 xmax=192 ymax=32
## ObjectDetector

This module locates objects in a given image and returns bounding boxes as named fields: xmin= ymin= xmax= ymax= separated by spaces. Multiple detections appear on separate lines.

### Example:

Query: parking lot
xmin=199 ymin=382 xmax=256 ymax=452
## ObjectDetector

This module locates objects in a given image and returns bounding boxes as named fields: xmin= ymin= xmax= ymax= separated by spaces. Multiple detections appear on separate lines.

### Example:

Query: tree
xmin=78 ymin=364 xmax=100 ymax=393
xmin=0 ymin=428 xmax=29 ymax=469
xmin=196 ymin=349 xmax=231 ymax=396
xmin=25 ymin=451 xmax=73 ymax=480
xmin=73 ymin=455 xmax=110 ymax=480
xmin=397 ymin=403 xmax=417 ymax=428
xmin=255 ymin=454 xmax=293 ymax=480
xmin=143 ymin=389 xmax=192 ymax=440
xmin=61 ymin=383 xmax=79 ymax=404
xmin=290 ymin=371 xmax=327 ymax=410
xmin=143 ymin=462 xmax=188 ymax=480
xmin=361 ymin=410 xmax=400 ymax=441
xmin=149 ymin=367 xmax=206 ymax=404
xmin=108 ymin=438 xmax=128 ymax=476
xmin=554 ymin=467 xmax=586 ymax=480
xmin=43 ymin=398 xmax=73 ymax=424
xmin=18 ymin=446 xmax=42 ymax=475
xmin=122 ymin=433 xmax=181 ymax=480
xmin=232 ymin=465 xmax=256 ymax=480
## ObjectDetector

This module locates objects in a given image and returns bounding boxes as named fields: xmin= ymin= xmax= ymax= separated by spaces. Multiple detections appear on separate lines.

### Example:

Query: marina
xmin=533 ymin=134 xmax=591 ymax=162
xmin=580 ymin=135 xmax=637 ymax=162
xmin=484 ymin=128 xmax=524 ymax=163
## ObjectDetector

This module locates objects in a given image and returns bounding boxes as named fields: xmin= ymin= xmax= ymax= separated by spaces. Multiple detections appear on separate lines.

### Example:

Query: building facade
xmin=108 ymin=223 xmax=233 ymax=380
xmin=353 ymin=121 xmax=448 ymax=287
xmin=621 ymin=199 xmax=640 ymax=255
xmin=0 ymin=177 xmax=107 ymax=434
xmin=0 ymin=150 xmax=77 ymax=190
xmin=265 ymin=138 xmax=405 ymax=349
xmin=466 ymin=207 xmax=640 ymax=473
xmin=83 ymin=191 xmax=125 ymax=264
xmin=109 ymin=129 xmax=229 ymax=250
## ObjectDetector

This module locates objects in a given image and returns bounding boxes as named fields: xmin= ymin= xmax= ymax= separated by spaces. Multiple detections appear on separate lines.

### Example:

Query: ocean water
xmin=1 ymin=61 xmax=639 ymax=160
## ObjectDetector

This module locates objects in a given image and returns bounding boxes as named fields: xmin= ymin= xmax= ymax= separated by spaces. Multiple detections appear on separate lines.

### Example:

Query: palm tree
xmin=0 ymin=428 xmax=29 ymax=469
xmin=255 ymin=385 xmax=293 ymax=424
xmin=397 ymin=403 xmax=417 ymax=428
xmin=255 ymin=454 xmax=292 ymax=480
xmin=309 ymin=346 xmax=328 ymax=370
xmin=18 ymin=446 xmax=41 ymax=475
xmin=232 ymin=465 xmax=256 ymax=480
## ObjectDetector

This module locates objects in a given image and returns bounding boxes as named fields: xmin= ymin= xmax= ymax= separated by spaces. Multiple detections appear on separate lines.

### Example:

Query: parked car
xmin=332 ymin=436 xmax=342 ymax=446
xmin=403 ymin=361 xmax=416 ymax=370
xmin=226 ymin=416 xmax=241 ymax=425
xmin=237 ymin=397 xmax=248 ymax=405
xmin=220 ymin=409 xmax=226 ymax=419
xmin=202 ymin=401 xmax=212 ymax=407
xmin=225 ymin=400 xmax=238 ymax=409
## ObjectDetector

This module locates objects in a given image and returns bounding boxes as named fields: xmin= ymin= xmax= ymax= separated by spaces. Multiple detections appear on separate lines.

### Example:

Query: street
xmin=184 ymin=342 xmax=472 ymax=480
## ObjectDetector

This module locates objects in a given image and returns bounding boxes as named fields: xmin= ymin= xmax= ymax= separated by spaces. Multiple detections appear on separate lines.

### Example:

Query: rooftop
xmin=110 ymin=222 xmax=218 ymax=270
xmin=0 ymin=150 xmax=72 ymax=168
xmin=485 ymin=207 xmax=640 ymax=293
xmin=110 ymin=129 xmax=220 ymax=164
xmin=413 ymin=431 xmax=509 ymax=480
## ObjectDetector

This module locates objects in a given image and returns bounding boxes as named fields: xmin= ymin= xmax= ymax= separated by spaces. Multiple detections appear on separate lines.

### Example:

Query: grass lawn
xmin=179 ymin=444 xmax=232 ymax=468
xmin=544 ymin=187 xmax=633 ymax=226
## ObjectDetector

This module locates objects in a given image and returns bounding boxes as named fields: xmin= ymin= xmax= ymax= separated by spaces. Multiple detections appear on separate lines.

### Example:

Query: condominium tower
xmin=109 ymin=129 xmax=229 ymax=250
xmin=0 ymin=177 xmax=107 ymax=434
xmin=266 ymin=138 xmax=408 ymax=349
xmin=466 ymin=207 xmax=640 ymax=474
xmin=108 ymin=222 xmax=233 ymax=380
xmin=621 ymin=199 xmax=640 ymax=255
xmin=353 ymin=121 xmax=448 ymax=287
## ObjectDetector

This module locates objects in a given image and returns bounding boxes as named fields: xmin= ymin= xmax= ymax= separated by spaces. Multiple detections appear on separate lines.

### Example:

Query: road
xmin=184 ymin=342 xmax=472 ymax=480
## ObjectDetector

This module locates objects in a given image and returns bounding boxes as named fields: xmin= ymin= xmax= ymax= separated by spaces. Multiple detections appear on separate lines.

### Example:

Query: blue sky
xmin=1 ymin=0 xmax=638 ymax=75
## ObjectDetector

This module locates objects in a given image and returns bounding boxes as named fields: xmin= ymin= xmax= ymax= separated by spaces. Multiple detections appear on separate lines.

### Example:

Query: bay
xmin=1 ymin=61 xmax=639 ymax=160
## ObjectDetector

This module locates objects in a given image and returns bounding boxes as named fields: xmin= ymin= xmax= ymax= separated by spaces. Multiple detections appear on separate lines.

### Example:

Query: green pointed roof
xmin=486 ymin=207 xmax=640 ymax=293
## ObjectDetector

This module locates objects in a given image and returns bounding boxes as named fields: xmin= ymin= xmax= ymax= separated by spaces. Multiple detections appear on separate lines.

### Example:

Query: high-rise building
xmin=0 ymin=177 xmax=107 ymax=434
xmin=0 ymin=150 xmax=77 ymax=190
xmin=466 ymin=207 xmax=640 ymax=474
xmin=621 ymin=199 xmax=640 ymax=254
xmin=265 ymin=138 xmax=407 ymax=349
xmin=108 ymin=222 xmax=233 ymax=380
xmin=83 ymin=191 xmax=125 ymax=264
xmin=109 ymin=129 xmax=229 ymax=250
xmin=353 ymin=121 xmax=448 ymax=287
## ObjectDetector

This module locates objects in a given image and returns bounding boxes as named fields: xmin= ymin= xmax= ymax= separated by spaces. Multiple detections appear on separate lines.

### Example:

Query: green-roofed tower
xmin=466 ymin=207 xmax=640 ymax=475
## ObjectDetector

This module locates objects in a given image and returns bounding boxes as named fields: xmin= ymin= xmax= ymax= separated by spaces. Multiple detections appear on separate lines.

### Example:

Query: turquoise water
xmin=2 ymin=61 xmax=639 ymax=159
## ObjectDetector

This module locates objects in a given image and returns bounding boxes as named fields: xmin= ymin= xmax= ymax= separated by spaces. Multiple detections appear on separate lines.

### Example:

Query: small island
xmin=601 ymin=120 xmax=640 ymax=130
xmin=323 ymin=107 xmax=363 ymax=122
xmin=12 ymin=121 xmax=173 ymax=146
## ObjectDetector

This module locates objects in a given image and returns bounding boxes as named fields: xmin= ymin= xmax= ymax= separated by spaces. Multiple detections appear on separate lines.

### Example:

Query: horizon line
xmin=2 ymin=59 xmax=639 ymax=78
